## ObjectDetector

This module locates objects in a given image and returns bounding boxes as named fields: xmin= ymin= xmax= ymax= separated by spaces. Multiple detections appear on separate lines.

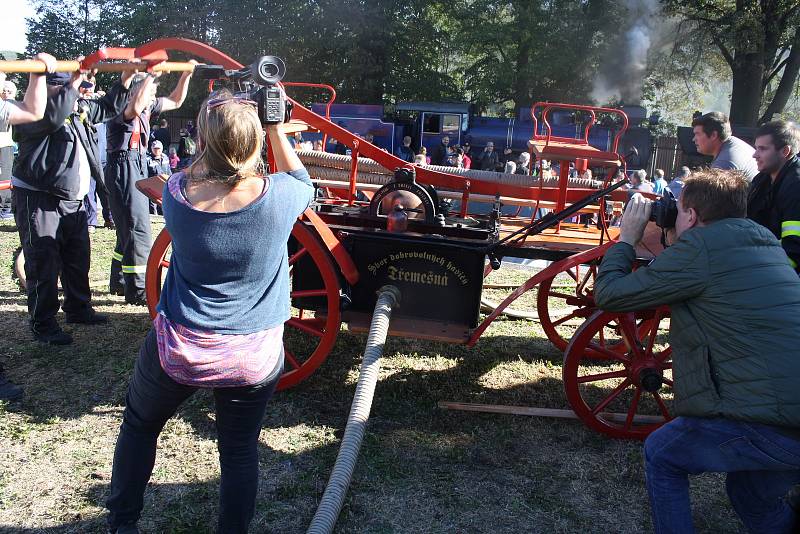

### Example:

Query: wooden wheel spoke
xmin=576 ymin=264 xmax=594 ymax=295
xmin=291 ymin=289 xmax=327 ymax=299
xmin=592 ymin=377 xmax=632 ymax=415
xmin=652 ymin=392 xmax=671 ymax=419
xmin=552 ymin=309 xmax=583 ymax=327
xmin=576 ymin=369 xmax=629 ymax=384
xmin=656 ymin=347 xmax=673 ymax=363
xmin=286 ymin=317 xmax=325 ymax=337
xmin=284 ymin=349 xmax=301 ymax=370
xmin=586 ymin=342 xmax=631 ymax=363
xmin=618 ymin=314 xmax=644 ymax=357
xmin=624 ymin=387 xmax=643 ymax=430
xmin=662 ymin=378 xmax=674 ymax=387
xmin=288 ymin=247 xmax=308 ymax=266
xmin=644 ymin=309 xmax=663 ymax=357
xmin=566 ymin=266 xmax=579 ymax=283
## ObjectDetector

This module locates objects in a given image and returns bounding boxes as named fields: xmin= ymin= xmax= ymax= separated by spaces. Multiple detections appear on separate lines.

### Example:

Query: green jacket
xmin=594 ymin=218 xmax=800 ymax=428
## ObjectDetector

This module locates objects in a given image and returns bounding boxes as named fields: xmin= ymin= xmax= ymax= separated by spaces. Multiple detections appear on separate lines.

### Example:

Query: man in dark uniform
xmin=153 ymin=118 xmax=171 ymax=150
xmin=146 ymin=140 xmax=171 ymax=215
xmin=747 ymin=120 xmax=800 ymax=271
xmin=105 ymin=65 xmax=195 ymax=305
xmin=12 ymin=64 xmax=134 ymax=345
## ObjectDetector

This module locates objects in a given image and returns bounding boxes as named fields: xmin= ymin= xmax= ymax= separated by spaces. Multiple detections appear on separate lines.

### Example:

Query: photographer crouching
xmin=594 ymin=169 xmax=800 ymax=533
xmin=105 ymin=83 xmax=314 ymax=532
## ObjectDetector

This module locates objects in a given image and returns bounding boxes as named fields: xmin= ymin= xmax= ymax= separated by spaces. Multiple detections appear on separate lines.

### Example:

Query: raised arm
xmin=123 ymin=75 xmax=157 ymax=121
xmin=158 ymin=60 xmax=197 ymax=113
xmin=84 ymin=69 xmax=136 ymax=125
xmin=266 ymin=126 xmax=305 ymax=173
xmin=6 ymin=53 xmax=56 ymax=125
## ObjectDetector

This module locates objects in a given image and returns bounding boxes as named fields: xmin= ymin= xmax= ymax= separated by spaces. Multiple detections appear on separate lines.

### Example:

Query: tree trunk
xmin=760 ymin=26 xmax=800 ymax=123
xmin=512 ymin=30 xmax=533 ymax=113
xmin=511 ymin=0 xmax=536 ymax=115
xmin=729 ymin=50 xmax=765 ymax=126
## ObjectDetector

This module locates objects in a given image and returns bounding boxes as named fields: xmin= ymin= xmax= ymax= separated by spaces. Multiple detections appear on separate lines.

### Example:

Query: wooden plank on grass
xmin=438 ymin=402 xmax=665 ymax=424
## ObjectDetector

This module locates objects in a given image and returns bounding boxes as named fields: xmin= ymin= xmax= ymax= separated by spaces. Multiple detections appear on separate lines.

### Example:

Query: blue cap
xmin=46 ymin=72 xmax=72 ymax=86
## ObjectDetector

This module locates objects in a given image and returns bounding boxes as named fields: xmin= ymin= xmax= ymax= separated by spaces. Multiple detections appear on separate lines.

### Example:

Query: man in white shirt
xmin=0 ymin=54 xmax=57 ymax=401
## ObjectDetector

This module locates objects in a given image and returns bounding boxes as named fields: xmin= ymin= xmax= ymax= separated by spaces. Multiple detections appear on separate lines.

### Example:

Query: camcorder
xmin=649 ymin=190 xmax=678 ymax=228
xmin=195 ymin=56 xmax=292 ymax=125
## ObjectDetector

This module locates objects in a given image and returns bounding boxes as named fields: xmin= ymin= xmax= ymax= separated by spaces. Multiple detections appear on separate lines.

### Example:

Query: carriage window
xmin=422 ymin=114 xmax=441 ymax=134
xmin=442 ymin=114 xmax=460 ymax=134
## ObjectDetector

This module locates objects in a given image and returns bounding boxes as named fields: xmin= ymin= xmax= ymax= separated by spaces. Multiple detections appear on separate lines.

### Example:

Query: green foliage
xmin=661 ymin=0 xmax=800 ymax=125
xmin=24 ymin=0 xmax=796 ymax=125
xmin=23 ymin=0 xmax=632 ymax=118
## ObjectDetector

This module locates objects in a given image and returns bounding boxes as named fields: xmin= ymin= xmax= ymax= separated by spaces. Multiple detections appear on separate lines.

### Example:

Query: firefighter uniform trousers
xmin=105 ymin=150 xmax=151 ymax=302
xmin=12 ymin=187 xmax=92 ymax=333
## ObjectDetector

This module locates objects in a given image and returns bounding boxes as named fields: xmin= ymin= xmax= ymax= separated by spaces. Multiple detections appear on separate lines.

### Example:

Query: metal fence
xmin=647 ymin=136 xmax=683 ymax=178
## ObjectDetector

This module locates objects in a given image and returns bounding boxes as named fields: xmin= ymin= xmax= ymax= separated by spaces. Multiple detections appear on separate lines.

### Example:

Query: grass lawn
xmin=0 ymin=216 xmax=740 ymax=533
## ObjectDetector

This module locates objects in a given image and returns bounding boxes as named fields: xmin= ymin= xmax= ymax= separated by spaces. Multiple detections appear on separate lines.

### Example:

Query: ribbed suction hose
xmin=297 ymin=150 xmax=602 ymax=189
xmin=307 ymin=285 xmax=401 ymax=534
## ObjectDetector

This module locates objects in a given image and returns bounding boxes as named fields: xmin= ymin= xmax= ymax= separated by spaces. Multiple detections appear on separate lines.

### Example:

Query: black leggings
xmin=106 ymin=329 xmax=282 ymax=532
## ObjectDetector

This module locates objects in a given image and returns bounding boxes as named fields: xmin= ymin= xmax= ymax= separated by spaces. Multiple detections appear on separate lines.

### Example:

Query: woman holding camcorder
xmin=106 ymin=86 xmax=314 ymax=533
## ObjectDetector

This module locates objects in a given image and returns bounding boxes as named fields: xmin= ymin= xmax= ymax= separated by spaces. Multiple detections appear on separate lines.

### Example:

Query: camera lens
xmin=260 ymin=63 xmax=279 ymax=78
xmin=250 ymin=56 xmax=286 ymax=86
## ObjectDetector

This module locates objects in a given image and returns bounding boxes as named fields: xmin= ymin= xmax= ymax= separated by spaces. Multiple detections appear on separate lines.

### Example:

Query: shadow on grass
xmin=3 ymin=294 xmax=663 ymax=437
xmin=2 ymin=312 xmax=737 ymax=533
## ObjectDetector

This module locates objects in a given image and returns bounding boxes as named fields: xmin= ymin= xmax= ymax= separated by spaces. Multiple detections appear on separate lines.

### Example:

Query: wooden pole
xmin=0 ymin=60 xmax=197 ymax=74
xmin=437 ymin=401 xmax=665 ymax=425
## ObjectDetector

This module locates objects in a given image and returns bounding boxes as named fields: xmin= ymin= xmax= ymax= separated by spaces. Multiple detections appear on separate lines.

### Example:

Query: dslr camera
xmin=649 ymin=190 xmax=678 ymax=228
xmin=196 ymin=56 xmax=292 ymax=125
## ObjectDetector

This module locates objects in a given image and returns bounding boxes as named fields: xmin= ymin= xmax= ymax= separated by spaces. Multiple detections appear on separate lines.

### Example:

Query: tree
xmin=451 ymin=0 xmax=626 ymax=116
xmin=663 ymin=0 xmax=800 ymax=126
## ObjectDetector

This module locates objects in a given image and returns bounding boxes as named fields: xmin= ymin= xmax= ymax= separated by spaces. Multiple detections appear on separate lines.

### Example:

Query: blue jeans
xmin=106 ymin=329 xmax=282 ymax=532
xmin=84 ymin=178 xmax=112 ymax=227
xmin=645 ymin=416 xmax=800 ymax=533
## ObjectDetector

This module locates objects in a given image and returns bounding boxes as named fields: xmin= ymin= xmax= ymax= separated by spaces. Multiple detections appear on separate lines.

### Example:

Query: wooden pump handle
xmin=0 ymin=60 xmax=197 ymax=73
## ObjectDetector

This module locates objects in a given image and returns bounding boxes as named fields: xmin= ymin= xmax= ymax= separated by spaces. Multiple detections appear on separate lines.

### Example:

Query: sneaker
xmin=33 ymin=328 xmax=73 ymax=345
xmin=66 ymin=310 xmax=109 ymax=325
xmin=104 ymin=219 xmax=115 ymax=230
xmin=0 ymin=372 xmax=23 ymax=402
xmin=125 ymin=297 xmax=148 ymax=307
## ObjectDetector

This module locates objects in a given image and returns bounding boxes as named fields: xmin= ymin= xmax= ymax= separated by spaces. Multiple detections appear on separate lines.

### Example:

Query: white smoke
xmin=591 ymin=0 xmax=661 ymax=105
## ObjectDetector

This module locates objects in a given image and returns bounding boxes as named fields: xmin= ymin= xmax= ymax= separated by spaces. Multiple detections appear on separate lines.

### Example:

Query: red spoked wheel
xmin=563 ymin=307 xmax=673 ymax=440
xmin=537 ymin=248 xmax=607 ymax=355
xmin=145 ymin=221 xmax=342 ymax=391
